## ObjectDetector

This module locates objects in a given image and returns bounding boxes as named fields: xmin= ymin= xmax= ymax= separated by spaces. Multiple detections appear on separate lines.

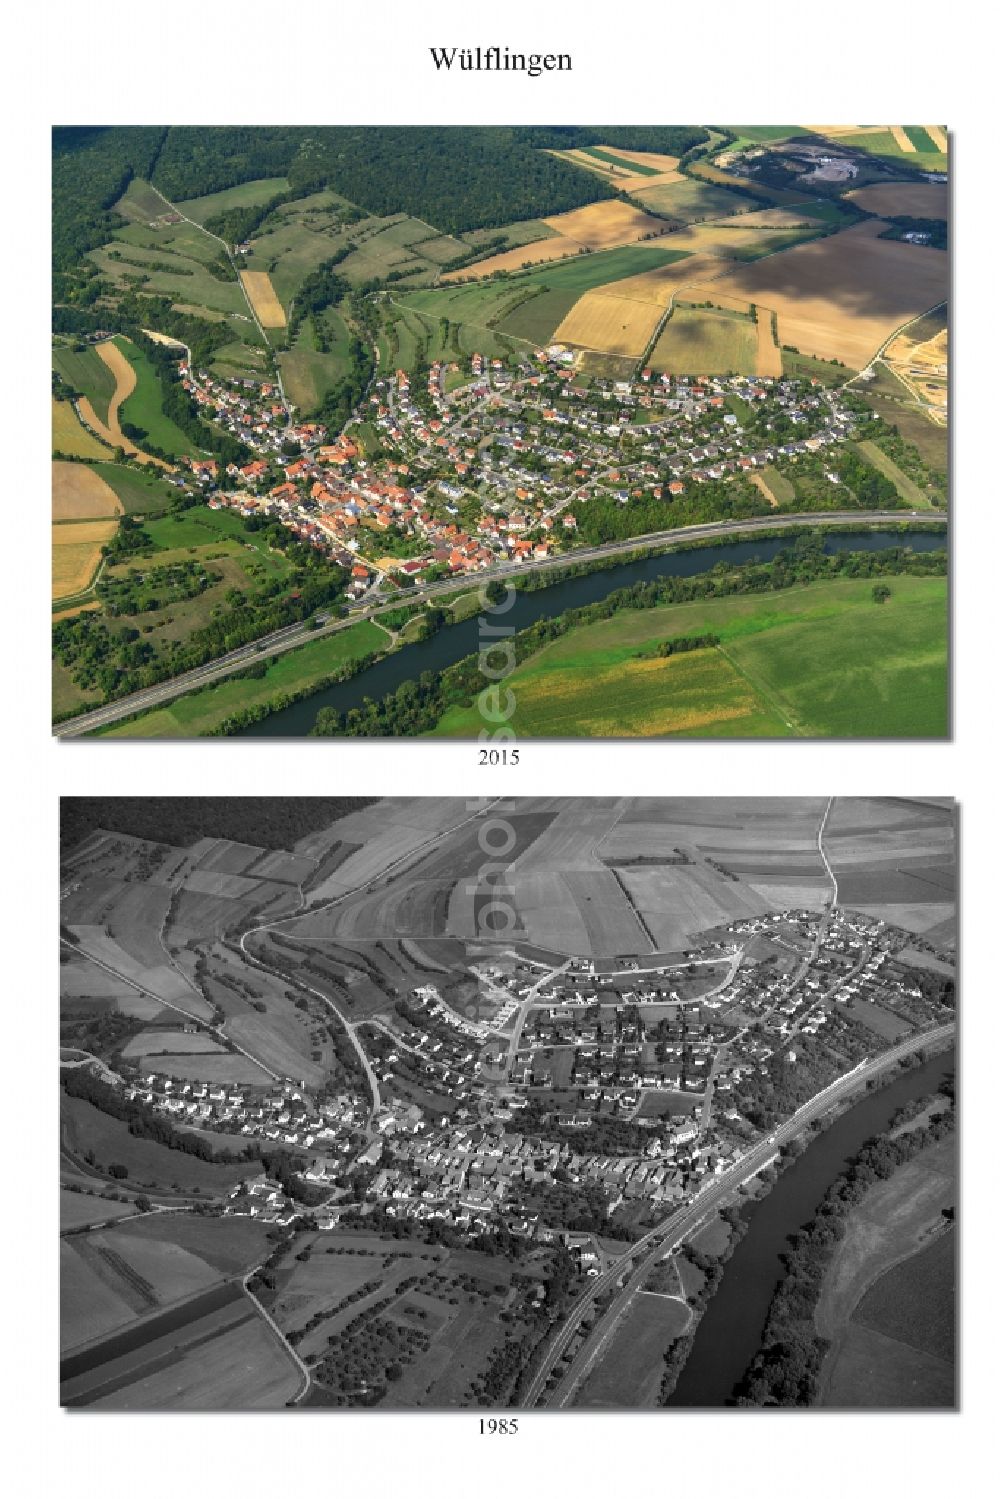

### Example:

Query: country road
xmin=54 ymin=510 xmax=944 ymax=738
xmin=521 ymin=1020 xmax=954 ymax=1408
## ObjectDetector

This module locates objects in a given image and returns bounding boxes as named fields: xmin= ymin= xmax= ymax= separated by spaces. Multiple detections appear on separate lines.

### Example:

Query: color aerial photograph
xmin=59 ymin=796 xmax=956 ymax=1410
xmin=51 ymin=127 xmax=948 ymax=740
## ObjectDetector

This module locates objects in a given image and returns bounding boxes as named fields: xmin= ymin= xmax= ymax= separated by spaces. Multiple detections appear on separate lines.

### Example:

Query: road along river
xmin=241 ymin=528 xmax=944 ymax=735
xmin=666 ymin=1046 xmax=955 ymax=1407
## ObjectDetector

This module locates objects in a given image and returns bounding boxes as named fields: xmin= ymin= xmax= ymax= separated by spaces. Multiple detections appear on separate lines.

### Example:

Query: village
xmin=174 ymin=347 xmax=864 ymax=602
xmin=106 ymin=907 xmax=952 ymax=1244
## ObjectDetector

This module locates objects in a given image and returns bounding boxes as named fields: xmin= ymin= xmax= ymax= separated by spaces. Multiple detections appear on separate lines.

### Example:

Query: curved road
xmin=521 ymin=1020 xmax=954 ymax=1408
xmin=54 ymin=510 xmax=944 ymax=738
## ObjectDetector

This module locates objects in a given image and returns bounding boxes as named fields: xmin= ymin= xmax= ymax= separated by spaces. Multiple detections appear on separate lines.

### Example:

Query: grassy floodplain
xmin=428 ymin=576 xmax=947 ymax=739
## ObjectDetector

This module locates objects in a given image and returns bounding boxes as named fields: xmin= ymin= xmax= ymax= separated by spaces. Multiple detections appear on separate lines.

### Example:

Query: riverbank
xmin=664 ymin=1046 xmax=955 ymax=1408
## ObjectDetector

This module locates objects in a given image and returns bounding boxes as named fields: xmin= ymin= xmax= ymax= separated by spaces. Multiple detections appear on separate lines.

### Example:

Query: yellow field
xmin=925 ymin=126 xmax=948 ymax=153
xmin=700 ymin=220 xmax=948 ymax=370
xmin=52 ymin=398 xmax=110 ymax=459
xmin=889 ymin=126 xmax=917 ymax=153
xmin=848 ymin=183 xmax=948 ymax=218
xmin=240 ymin=270 xmax=286 ymax=328
xmin=442 ymin=235 xmax=585 ymax=281
xmin=553 ymin=252 xmax=735 ymax=357
xmin=755 ymin=309 xmax=783 ymax=377
xmin=52 ymin=519 xmax=118 ymax=600
xmin=52 ymin=460 xmax=122 ymax=520
xmin=141 ymin=327 xmax=187 ymax=348
xmin=554 ymin=293 xmax=664 ymax=356
xmin=649 ymin=305 xmax=757 ymax=375
xmin=542 ymin=200 xmax=668 ymax=249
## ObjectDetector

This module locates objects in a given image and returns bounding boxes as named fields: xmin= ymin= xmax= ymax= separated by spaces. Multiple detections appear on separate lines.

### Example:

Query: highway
xmin=53 ymin=510 xmax=944 ymax=738
xmin=520 ymin=1020 xmax=954 ymax=1408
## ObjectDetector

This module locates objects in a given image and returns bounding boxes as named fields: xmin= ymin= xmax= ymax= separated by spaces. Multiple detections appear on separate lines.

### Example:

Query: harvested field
xmin=542 ymin=200 xmax=669 ymax=249
xmin=552 ymin=254 xmax=729 ymax=356
xmin=52 ymin=399 xmax=111 ymax=459
xmin=631 ymin=178 xmax=749 ymax=222
xmin=553 ymin=293 xmax=664 ymax=356
xmin=702 ymin=220 xmax=948 ymax=369
xmin=649 ymin=305 xmax=757 ymax=375
xmin=240 ymin=270 xmax=286 ymax=328
xmin=755 ymin=309 xmax=783 ymax=376
xmin=52 ymin=461 xmax=121 ymax=521
xmin=848 ymin=183 xmax=948 ymax=219
xmin=925 ymin=126 xmax=948 ymax=153
xmin=52 ymin=519 xmax=118 ymax=599
xmin=889 ymin=126 xmax=916 ymax=153
xmin=443 ymin=235 xmax=585 ymax=281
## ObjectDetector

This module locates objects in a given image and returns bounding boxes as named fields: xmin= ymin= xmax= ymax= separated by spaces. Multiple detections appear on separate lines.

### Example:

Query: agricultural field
xmin=278 ymin=308 xmax=355 ymax=413
xmin=629 ymin=178 xmax=750 ymax=221
xmin=576 ymin=1291 xmax=692 ymax=1407
xmin=61 ymin=1095 xmax=251 ymax=1198
xmin=649 ymin=305 xmax=758 ymax=375
xmin=702 ymin=220 xmax=948 ymax=370
xmin=428 ymin=576 xmax=947 ymax=740
xmin=52 ymin=398 xmax=112 ymax=459
xmin=816 ymin=1133 xmax=955 ymax=1407
xmin=52 ymin=462 xmax=121 ymax=521
xmin=53 ymin=518 xmax=118 ymax=600
xmin=53 ymin=342 xmax=118 ymax=425
xmin=240 ymin=269 xmax=287 ymax=328
xmin=847 ymin=183 xmax=948 ymax=219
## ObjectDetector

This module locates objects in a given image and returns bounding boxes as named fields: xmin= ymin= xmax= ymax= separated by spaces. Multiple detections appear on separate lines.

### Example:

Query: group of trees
xmin=62 ymin=1066 xmax=257 ymax=1166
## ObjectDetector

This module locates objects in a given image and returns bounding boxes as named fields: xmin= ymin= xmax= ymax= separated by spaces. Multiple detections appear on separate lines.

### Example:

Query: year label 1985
xmin=479 ymin=1417 xmax=519 ymax=1434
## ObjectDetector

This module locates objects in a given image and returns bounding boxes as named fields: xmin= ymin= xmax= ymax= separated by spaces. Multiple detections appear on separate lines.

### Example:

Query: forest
xmin=60 ymin=796 xmax=374 ymax=856
xmin=53 ymin=125 xmax=710 ymax=285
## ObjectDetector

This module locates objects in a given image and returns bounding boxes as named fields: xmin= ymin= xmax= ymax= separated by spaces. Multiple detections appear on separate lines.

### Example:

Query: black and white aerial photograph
xmin=59 ymin=795 xmax=956 ymax=1411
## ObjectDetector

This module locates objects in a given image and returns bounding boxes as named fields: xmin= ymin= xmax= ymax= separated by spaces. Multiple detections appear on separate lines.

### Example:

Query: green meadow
xmin=428 ymin=576 xmax=947 ymax=739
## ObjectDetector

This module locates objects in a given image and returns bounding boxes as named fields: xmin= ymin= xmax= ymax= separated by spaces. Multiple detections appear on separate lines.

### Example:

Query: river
xmin=239 ymin=529 xmax=943 ymax=736
xmin=666 ymin=1047 xmax=955 ymax=1407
